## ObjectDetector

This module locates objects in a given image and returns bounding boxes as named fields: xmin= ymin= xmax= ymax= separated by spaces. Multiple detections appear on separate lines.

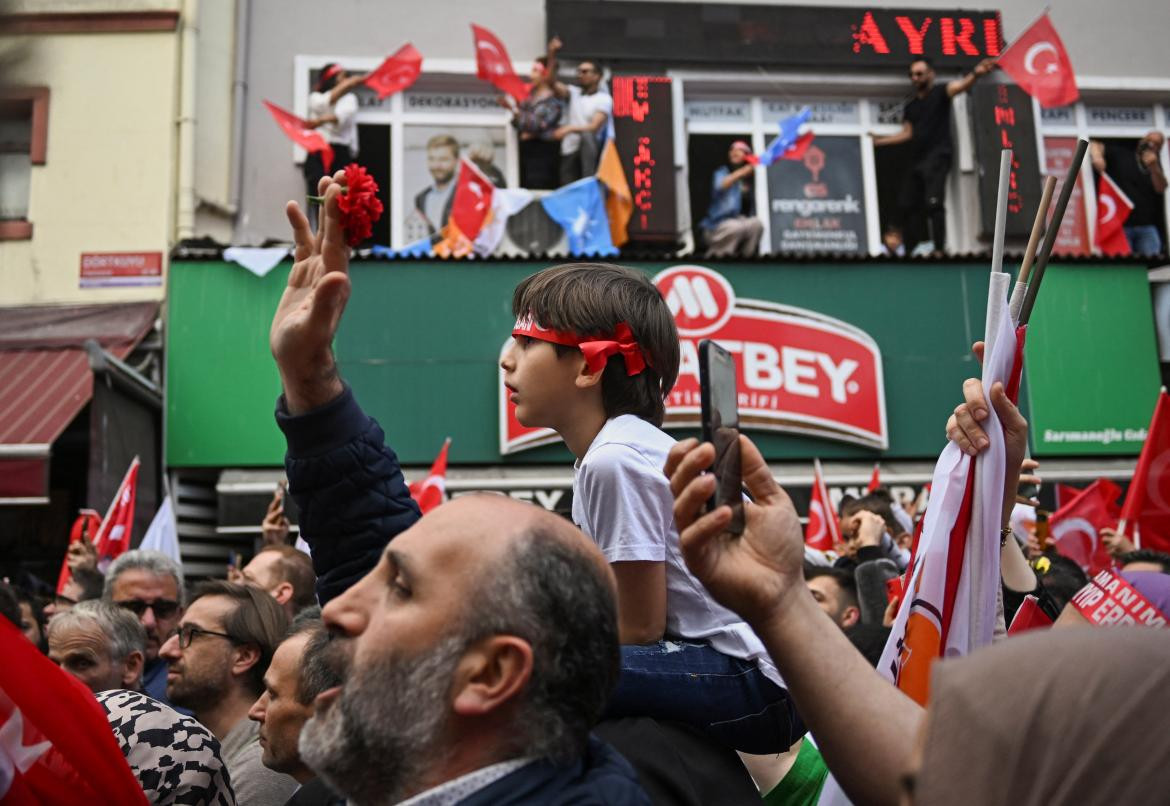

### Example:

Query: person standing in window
xmin=304 ymin=63 xmax=368 ymax=227
xmin=546 ymin=38 xmax=613 ymax=185
xmin=1091 ymin=132 xmax=1167 ymax=255
xmin=869 ymin=57 xmax=995 ymax=255
xmin=500 ymin=42 xmax=564 ymax=190
xmin=700 ymin=141 xmax=763 ymax=258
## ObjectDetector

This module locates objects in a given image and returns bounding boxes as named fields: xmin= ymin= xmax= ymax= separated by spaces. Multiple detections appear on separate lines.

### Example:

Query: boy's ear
xmin=575 ymin=358 xmax=604 ymax=389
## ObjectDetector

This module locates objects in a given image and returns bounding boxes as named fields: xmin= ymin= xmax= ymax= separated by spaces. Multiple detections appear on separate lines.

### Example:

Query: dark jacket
xmin=460 ymin=737 xmax=648 ymax=805
xmin=275 ymin=386 xmax=421 ymax=605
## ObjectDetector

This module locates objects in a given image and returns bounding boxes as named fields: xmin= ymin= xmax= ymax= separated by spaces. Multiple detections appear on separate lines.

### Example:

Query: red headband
xmin=1070 ymin=569 xmax=1169 ymax=628
xmin=512 ymin=315 xmax=648 ymax=376
xmin=321 ymin=64 xmax=344 ymax=83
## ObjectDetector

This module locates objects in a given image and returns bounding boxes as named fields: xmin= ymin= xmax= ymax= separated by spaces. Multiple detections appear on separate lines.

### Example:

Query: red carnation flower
xmin=336 ymin=163 xmax=384 ymax=247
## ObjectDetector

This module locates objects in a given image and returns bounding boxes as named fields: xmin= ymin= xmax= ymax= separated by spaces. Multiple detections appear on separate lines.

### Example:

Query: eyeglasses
xmin=173 ymin=624 xmax=238 ymax=649
xmin=115 ymin=598 xmax=181 ymax=619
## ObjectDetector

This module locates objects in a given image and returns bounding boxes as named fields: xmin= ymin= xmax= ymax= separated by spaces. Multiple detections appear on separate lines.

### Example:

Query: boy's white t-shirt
xmin=572 ymin=414 xmax=783 ymax=686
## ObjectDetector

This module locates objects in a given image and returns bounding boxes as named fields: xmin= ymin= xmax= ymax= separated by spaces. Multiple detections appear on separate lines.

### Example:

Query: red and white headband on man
xmin=512 ymin=314 xmax=649 ymax=376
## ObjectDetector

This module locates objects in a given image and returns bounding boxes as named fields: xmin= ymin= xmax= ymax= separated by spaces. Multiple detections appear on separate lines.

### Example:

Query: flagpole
xmin=1009 ymin=174 xmax=1057 ymax=322
xmin=990 ymin=149 xmax=1013 ymax=278
xmin=1018 ymin=138 xmax=1089 ymax=324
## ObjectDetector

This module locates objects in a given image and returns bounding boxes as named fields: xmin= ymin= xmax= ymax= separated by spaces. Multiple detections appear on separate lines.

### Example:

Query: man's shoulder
xmin=462 ymin=739 xmax=649 ymax=805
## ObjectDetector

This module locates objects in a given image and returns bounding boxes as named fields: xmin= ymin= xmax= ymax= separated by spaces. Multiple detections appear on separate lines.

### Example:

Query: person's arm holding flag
xmin=945 ymin=57 xmax=997 ymax=98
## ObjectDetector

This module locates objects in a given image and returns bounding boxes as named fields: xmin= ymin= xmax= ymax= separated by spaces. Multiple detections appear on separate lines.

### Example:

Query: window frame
xmin=0 ymin=85 xmax=48 ymax=241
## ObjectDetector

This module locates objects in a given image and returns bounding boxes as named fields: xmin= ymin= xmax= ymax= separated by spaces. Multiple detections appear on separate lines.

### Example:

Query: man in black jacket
xmin=266 ymin=177 xmax=647 ymax=805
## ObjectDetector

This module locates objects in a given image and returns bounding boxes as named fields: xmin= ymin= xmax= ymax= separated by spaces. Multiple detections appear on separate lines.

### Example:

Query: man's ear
xmin=842 ymin=606 xmax=861 ymax=629
xmin=231 ymin=643 xmax=263 ymax=682
xmin=122 ymin=650 xmax=145 ymax=688
xmin=271 ymin=582 xmax=294 ymax=606
xmin=451 ymin=636 xmax=534 ymax=717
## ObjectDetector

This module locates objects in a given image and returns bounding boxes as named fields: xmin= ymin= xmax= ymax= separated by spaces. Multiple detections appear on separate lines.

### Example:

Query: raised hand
xmin=666 ymin=435 xmax=804 ymax=629
xmin=271 ymin=172 xmax=352 ymax=414
xmin=260 ymin=485 xmax=291 ymax=546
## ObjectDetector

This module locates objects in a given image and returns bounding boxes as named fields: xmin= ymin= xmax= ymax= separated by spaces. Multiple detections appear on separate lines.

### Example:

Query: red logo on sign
xmin=499 ymin=265 xmax=888 ymax=454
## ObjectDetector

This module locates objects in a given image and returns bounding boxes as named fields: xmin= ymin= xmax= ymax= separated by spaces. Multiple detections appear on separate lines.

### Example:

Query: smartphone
xmin=228 ymin=550 xmax=241 ymax=569
xmin=699 ymin=339 xmax=744 ymax=534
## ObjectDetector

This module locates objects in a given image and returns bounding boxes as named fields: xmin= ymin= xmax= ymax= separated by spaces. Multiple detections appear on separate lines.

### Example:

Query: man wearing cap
xmin=699 ymin=140 xmax=764 ymax=258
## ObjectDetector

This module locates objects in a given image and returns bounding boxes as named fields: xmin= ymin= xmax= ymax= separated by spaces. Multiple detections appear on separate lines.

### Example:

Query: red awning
xmin=0 ymin=302 xmax=157 ymax=502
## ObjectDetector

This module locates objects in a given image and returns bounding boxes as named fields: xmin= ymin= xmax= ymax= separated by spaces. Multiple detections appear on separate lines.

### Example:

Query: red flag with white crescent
xmin=471 ymin=24 xmax=531 ymax=102
xmin=409 ymin=439 xmax=451 ymax=515
xmin=55 ymin=510 xmax=101 ymax=595
xmin=1120 ymin=389 xmax=1170 ymax=553
xmin=364 ymin=43 xmax=422 ymax=100
xmin=997 ymin=12 xmax=1078 ymax=108
xmin=449 ymin=158 xmax=495 ymax=242
xmin=263 ymin=100 xmax=334 ymax=173
xmin=1050 ymin=478 xmax=1123 ymax=575
xmin=1095 ymin=172 xmax=1134 ymax=255
xmin=92 ymin=458 xmax=140 ymax=568
xmin=805 ymin=459 xmax=840 ymax=552
xmin=0 ymin=618 xmax=148 ymax=805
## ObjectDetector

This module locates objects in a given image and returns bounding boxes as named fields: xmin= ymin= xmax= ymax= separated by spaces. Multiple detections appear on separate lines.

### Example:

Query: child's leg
xmin=604 ymin=640 xmax=805 ymax=754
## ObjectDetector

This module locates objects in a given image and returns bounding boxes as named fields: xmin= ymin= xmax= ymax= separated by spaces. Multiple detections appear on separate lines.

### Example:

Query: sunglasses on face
xmin=115 ymin=598 xmax=181 ymax=619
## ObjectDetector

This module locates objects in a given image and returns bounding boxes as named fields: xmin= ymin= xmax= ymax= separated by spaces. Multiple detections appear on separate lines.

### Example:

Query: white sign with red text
xmin=499 ymin=265 xmax=887 ymax=455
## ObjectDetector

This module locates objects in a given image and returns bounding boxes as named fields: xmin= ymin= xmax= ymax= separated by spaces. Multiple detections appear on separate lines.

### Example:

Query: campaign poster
xmin=767 ymin=136 xmax=867 ymax=254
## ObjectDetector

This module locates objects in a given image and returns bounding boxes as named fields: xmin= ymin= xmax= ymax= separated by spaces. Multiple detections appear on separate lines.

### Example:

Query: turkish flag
xmin=779 ymin=132 xmax=815 ymax=162
xmin=866 ymin=463 xmax=881 ymax=493
xmin=1007 ymin=594 xmax=1053 ymax=635
xmin=471 ymin=24 xmax=530 ymax=102
xmin=1054 ymin=483 xmax=1082 ymax=511
xmin=0 ymin=618 xmax=148 ymax=805
xmin=408 ymin=438 xmax=451 ymax=515
xmin=1120 ymin=389 xmax=1170 ymax=553
xmin=1050 ymin=478 xmax=1122 ymax=575
xmin=805 ymin=459 xmax=841 ymax=552
xmin=55 ymin=510 xmax=101 ymax=594
xmin=1095 ymin=172 xmax=1134 ymax=255
xmin=364 ymin=43 xmax=422 ymax=100
xmin=997 ymin=12 xmax=1078 ymax=108
xmin=263 ymin=100 xmax=334 ymax=173
xmin=93 ymin=457 xmax=140 ymax=568
xmin=449 ymin=158 xmax=495 ymax=241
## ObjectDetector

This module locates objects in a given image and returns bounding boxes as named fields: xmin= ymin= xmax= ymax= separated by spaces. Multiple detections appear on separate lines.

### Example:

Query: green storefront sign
xmin=166 ymin=258 xmax=1158 ymax=467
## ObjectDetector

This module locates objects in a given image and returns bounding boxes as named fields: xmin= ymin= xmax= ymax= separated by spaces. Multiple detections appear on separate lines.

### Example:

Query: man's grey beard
xmin=299 ymin=635 xmax=465 ymax=806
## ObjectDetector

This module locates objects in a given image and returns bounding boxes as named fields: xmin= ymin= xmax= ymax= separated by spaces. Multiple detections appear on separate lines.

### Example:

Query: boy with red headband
xmin=502 ymin=263 xmax=802 ymax=754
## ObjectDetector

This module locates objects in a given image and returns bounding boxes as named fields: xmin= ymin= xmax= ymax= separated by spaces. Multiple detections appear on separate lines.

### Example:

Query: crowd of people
xmin=3 ymin=171 xmax=1168 ymax=806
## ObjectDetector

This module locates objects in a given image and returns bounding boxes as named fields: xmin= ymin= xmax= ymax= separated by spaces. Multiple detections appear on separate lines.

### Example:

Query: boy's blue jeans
xmin=604 ymin=640 xmax=805 ymax=754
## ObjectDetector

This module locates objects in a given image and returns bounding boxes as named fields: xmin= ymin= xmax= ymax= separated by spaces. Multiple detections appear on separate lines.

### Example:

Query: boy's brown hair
xmin=512 ymin=263 xmax=680 ymax=425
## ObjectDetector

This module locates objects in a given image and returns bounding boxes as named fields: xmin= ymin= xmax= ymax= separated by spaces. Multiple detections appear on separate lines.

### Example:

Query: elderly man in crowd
xmin=239 ymin=544 xmax=318 ymax=619
xmin=249 ymin=611 xmax=343 ymax=805
xmin=160 ymin=580 xmax=299 ymax=806
xmin=104 ymin=549 xmax=186 ymax=706
xmin=296 ymin=494 xmax=645 ymax=804
xmin=47 ymin=599 xmax=146 ymax=694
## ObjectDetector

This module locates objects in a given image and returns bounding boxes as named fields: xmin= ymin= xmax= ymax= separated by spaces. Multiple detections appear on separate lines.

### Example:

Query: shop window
xmin=687 ymin=133 xmax=751 ymax=246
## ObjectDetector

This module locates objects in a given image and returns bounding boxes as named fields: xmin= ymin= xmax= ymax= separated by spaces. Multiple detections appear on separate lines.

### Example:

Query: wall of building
xmin=0 ymin=21 xmax=179 ymax=305
xmin=228 ymin=0 xmax=1170 ymax=247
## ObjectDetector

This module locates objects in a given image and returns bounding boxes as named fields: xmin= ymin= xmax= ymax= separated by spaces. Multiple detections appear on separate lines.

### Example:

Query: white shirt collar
xmin=397 ymin=757 xmax=536 ymax=806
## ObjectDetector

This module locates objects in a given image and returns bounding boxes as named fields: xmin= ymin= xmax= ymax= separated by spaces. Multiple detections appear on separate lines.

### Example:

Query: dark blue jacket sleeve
xmin=275 ymin=386 xmax=421 ymax=606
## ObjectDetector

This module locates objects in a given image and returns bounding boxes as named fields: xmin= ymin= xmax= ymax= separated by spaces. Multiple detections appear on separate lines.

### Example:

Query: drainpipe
xmin=176 ymin=0 xmax=199 ymax=241
xmin=229 ymin=0 xmax=250 ymax=218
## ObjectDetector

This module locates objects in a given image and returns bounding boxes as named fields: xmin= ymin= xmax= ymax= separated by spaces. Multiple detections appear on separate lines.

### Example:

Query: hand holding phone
xmin=699 ymin=340 xmax=744 ymax=535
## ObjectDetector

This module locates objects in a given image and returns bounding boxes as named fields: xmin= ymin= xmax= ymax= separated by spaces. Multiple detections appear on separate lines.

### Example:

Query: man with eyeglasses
xmin=869 ymin=56 xmax=995 ymax=255
xmin=546 ymin=37 xmax=613 ymax=185
xmin=160 ymin=579 xmax=298 ymax=806
xmin=104 ymin=549 xmax=186 ymax=708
